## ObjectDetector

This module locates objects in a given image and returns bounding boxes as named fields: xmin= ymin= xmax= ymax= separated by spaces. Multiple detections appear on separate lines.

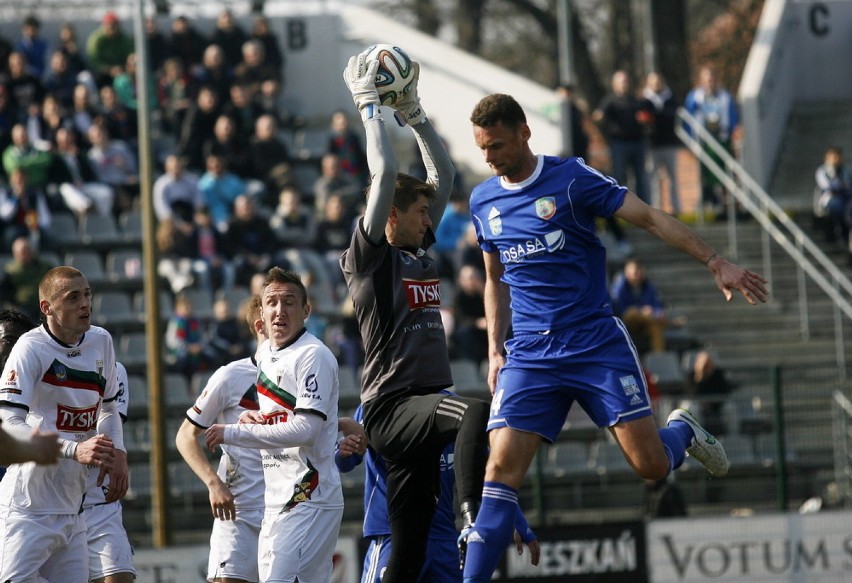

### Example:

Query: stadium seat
xmin=190 ymin=370 xmax=216 ymax=396
xmin=216 ymin=286 xmax=251 ymax=310
xmin=547 ymin=441 xmax=592 ymax=477
xmin=338 ymin=366 xmax=360 ymax=399
xmin=164 ymin=373 xmax=193 ymax=408
xmin=591 ymin=439 xmax=632 ymax=474
xmin=119 ymin=210 xmax=143 ymax=244
xmin=643 ymin=351 xmax=686 ymax=395
xmin=127 ymin=463 xmax=151 ymax=500
xmin=168 ymin=461 xmax=207 ymax=497
xmin=79 ymin=214 xmax=120 ymax=246
xmin=182 ymin=288 xmax=215 ymax=320
xmin=92 ymin=291 xmax=136 ymax=327
xmin=117 ymin=332 xmax=149 ymax=368
xmin=106 ymin=249 xmax=144 ymax=282
xmin=289 ymin=161 xmax=321 ymax=195
xmin=126 ymin=374 xmax=149 ymax=412
xmin=45 ymin=214 xmax=79 ymax=250
xmin=64 ymin=250 xmax=105 ymax=279
xmin=294 ymin=128 xmax=328 ymax=161
xmin=132 ymin=289 xmax=174 ymax=319
xmin=450 ymin=359 xmax=483 ymax=394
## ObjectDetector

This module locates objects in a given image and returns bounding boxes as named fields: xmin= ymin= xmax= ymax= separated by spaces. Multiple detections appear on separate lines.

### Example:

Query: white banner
xmin=132 ymin=536 xmax=360 ymax=583
xmin=648 ymin=510 xmax=852 ymax=582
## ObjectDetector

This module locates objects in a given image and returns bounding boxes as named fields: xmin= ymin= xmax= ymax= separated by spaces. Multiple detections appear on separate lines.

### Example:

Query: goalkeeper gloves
xmin=344 ymin=53 xmax=382 ymax=122
xmin=392 ymin=61 xmax=426 ymax=127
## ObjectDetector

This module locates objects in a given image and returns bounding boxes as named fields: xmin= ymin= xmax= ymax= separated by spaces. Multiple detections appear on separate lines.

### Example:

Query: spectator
xmin=156 ymin=216 xmax=196 ymax=294
xmin=313 ymin=152 xmax=360 ymax=220
xmin=113 ymin=52 xmax=156 ymax=113
xmin=0 ymin=169 xmax=51 ymax=251
xmin=257 ymin=77 xmax=285 ymax=126
xmin=315 ymin=194 xmax=353 ymax=257
xmin=247 ymin=113 xmax=290 ymax=204
xmin=209 ymin=10 xmax=247 ymax=72
xmin=642 ymin=72 xmax=682 ymax=215
xmin=190 ymin=206 xmax=235 ymax=294
xmin=269 ymin=186 xmax=316 ymax=249
xmin=610 ymin=257 xmax=684 ymax=354
xmin=2 ymin=124 xmax=52 ymax=190
xmin=593 ymin=70 xmax=652 ymax=204
xmin=98 ymin=84 xmax=137 ymax=146
xmin=198 ymin=154 xmax=244 ymax=231
xmin=0 ymin=236 xmax=54 ymax=318
xmin=0 ymin=32 xmax=12 ymax=79
xmin=203 ymin=297 xmax=249 ymax=368
xmin=178 ymin=85 xmax=221 ymax=172
xmin=0 ymin=87 xmax=13 ymax=161
xmin=192 ymin=45 xmax=232 ymax=107
xmin=814 ymin=145 xmax=852 ymax=247
xmin=70 ymin=83 xmax=98 ymax=143
xmin=86 ymin=124 xmax=138 ymax=215
xmin=168 ymin=15 xmax=207 ymax=73
xmin=144 ymin=16 xmax=170 ymax=74
xmin=555 ymin=83 xmax=589 ymax=159
xmin=49 ymin=127 xmax=114 ymax=218
xmin=326 ymin=110 xmax=368 ymax=188
xmin=451 ymin=264 xmax=487 ymax=367
xmin=42 ymin=51 xmax=78 ymax=110
xmin=28 ymin=94 xmax=69 ymax=150
xmin=234 ymin=40 xmax=280 ymax=101
xmin=432 ymin=194 xmax=471 ymax=278
xmin=644 ymin=476 xmax=688 ymax=518
xmin=165 ymin=292 xmax=208 ymax=378
xmin=85 ymin=11 xmax=134 ymax=88
xmin=56 ymin=23 xmax=88 ymax=79
xmin=153 ymin=154 xmax=203 ymax=224
xmin=4 ymin=51 xmax=44 ymax=122
xmin=203 ymin=114 xmax=251 ymax=179
xmin=157 ymin=57 xmax=194 ymax=136
xmin=221 ymin=83 xmax=261 ymax=139
xmin=224 ymin=194 xmax=274 ymax=286
xmin=684 ymin=66 xmax=740 ymax=217
xmin=685 ymin=349 xmax=737 ymax=436
xmin=15 ymin=16 xmax=49 ymax=79
xmin=250 ymin=16 xmax=284 ymax=72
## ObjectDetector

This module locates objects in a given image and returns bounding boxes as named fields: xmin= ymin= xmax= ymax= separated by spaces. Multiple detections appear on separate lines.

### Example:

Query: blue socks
xmin=659 ymin=422 xmax=692 ymax=471
xmin=462 ymin=481 xmax=517 ymax=582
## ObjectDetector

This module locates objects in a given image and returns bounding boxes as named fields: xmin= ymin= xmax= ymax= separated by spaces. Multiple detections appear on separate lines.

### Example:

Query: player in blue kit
xmin=335 ymin=397 xmax=539 ymax=583
xmin=459 ymin=94 xmax=769 ymax=581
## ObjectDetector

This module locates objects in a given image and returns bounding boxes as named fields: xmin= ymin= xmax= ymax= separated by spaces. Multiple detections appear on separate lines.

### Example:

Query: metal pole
xmin=771 ymin=365 xmax=788 ymax=512
xmin=133 ymin=0 xmax=170 ymax=547
xmin=557 ymin=0 xmax=574 ymax=157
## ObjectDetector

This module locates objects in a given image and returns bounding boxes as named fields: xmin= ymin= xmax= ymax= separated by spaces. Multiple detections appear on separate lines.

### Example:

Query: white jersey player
xmin=205 ymin=268 xmax=343 ymax=583
xmin=0 ymin=266 xmax=128 ymax=583
xmin=83 ymin=361 xmax=136 ymax=583
xmin=176 ymin=294 xmax=266 ymax=583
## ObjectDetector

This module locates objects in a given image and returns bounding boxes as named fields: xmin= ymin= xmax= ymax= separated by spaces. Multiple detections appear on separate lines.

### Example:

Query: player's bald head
xmin=39 ymin=266 xmax=86 ymax=303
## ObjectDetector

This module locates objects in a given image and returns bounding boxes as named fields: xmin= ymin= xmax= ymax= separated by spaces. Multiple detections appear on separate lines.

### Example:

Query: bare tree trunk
xmin=651 ymin=0 xmax=691 ymax=100
xmin=609 ymin=0 xmax=636 ymax=75
xmin=572 ymin=9 xmax=606 ymax=108
xmin=413 ymin=0 xmax=441 ymax=35
xmin=457 ymin=0 xmax=487 ymax=53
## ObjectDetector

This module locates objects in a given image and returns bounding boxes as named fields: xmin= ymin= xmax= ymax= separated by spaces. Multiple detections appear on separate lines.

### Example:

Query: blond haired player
xmin=0 ymin=266 xmax=127 ymax=582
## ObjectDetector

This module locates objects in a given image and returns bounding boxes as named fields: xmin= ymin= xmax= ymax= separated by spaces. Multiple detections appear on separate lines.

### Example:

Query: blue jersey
xmin=470 ymin=155 xmax=627 ymax=332
xmin=336 ymin=404 xmax=457 ymax=541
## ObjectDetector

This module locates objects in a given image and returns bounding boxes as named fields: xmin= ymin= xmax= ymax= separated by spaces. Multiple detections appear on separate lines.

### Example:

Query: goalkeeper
xmin=339 ymin=50 xmax=491 ymax=582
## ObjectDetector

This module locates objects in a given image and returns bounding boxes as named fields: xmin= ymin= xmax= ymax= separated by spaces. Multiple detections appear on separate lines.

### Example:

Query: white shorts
xmin=258 ymin=504 xmax=343 ymax=583
xmin=0 ymin=508 xmax=88 ymax=582
xmin=83 ymin=502 xmax=136 ymax=580
xmin=208 ymin=506 xmax=263 ymax=582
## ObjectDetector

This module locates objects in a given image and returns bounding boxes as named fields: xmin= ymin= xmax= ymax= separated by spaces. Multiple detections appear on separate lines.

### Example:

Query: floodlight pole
xmin=133 ymin=0 xmax=170 ymax=547
xmin=557 ymin=0 xmax=574 ymax=157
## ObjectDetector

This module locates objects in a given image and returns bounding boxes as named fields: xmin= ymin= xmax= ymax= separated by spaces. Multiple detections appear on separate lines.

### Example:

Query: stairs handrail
xmin=676 ymin=107 xmax=852 ymax=376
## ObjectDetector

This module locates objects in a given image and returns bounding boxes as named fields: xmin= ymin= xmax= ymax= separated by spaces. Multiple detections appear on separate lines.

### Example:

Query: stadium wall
xmin=740 ymin=0 xmax=852 ymax=188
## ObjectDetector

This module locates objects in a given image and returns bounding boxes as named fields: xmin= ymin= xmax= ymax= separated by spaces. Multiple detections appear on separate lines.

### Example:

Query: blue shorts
xmin=361 ymin=535 xmax=462 ymax=583
xmin=489 ymin=316 xmax=652 ymax=443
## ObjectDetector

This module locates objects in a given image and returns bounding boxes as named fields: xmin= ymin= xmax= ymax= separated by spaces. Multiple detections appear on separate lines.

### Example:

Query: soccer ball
xmin=363 ymin=44 xmax=414 ymax=107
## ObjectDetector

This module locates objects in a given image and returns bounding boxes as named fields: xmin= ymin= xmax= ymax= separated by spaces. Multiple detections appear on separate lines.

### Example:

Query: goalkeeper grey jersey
xmin=341 ymin=219 xmax=453 ymax=403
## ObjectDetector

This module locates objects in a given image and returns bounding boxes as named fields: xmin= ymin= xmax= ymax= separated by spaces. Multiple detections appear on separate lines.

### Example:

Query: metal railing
xmin=832 ymin=390 xmax=852 ymax=506
xmin=676 ymin=108 xmax=852 ymax=379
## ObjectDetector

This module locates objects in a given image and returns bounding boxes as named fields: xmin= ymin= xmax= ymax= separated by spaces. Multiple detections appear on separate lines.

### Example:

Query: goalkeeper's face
xmin=473 ymin=121 xmax=533 ymax=183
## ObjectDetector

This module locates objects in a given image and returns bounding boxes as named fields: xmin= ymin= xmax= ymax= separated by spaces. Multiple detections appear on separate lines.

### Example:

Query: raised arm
xmin=615 ymin=191 xmax=768 ymax=304
xmin=343 ymin=52 xmax=397 ymax=245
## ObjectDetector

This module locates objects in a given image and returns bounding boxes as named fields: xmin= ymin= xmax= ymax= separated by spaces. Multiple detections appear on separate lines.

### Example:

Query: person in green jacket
xmin=86 ymin=12 xmax=133 ymax=87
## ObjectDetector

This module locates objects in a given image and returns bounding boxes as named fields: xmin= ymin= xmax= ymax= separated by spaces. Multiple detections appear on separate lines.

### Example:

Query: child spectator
xmin=165 ymin=292 xmax=208 ymax=379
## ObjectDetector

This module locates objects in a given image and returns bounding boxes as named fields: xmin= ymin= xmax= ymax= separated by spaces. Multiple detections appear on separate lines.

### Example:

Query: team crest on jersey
xmin=53 ymin=363 xmax=68 ymax=382
xmin=96 ymin=360 xmax=104 ymax=378
xmin=535 ymin=197 xmax=556 ymax=219
xmin=487 ymin=207 xmax=502 ymax=236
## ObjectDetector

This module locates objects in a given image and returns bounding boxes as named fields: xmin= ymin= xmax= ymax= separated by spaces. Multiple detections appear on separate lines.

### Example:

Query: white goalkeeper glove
xmin=392 ymin=61 xmax=426 ymax=127
xmin=344 ymin=53 xmax=382 ymax=122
